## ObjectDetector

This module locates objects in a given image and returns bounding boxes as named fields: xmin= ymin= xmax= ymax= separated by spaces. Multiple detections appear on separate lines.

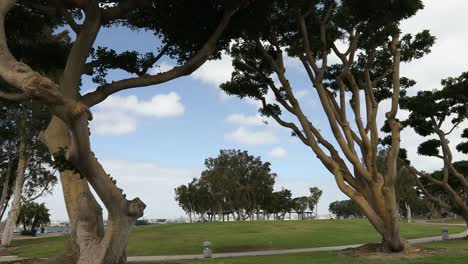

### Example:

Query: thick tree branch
xmin=60 ymin=0 xmax=101 ymax=99
xmin=405 ymin=165 xmax=451 ymax=210
xmin=0 ymin=90 xmax=29 ymax=101
xmin=81 ymin=7 xmax=240 ymax=107
xmin=385 ymin=34 xmax=401 ymax=186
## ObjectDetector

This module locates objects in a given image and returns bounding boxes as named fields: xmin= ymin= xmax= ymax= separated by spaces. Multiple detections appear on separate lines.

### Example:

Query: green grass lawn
xmin=139 ymin=240 xmax=468 ymax=264
xmin=422 ymin=239 xmax=468 ymax=250
xmin=151 ymin=251 xmax=468 ymax=264
xmin=11 ymin=220 xmax=467 ymax=258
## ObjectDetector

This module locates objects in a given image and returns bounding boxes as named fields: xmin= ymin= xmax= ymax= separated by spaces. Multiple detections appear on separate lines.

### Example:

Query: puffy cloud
xmin=93 ymin=112 xmax=137 ymax=135
xmin=225 ymin=127 xmax=278 ymax=145
xmin=399 ymin=0 xmax=468 ymax=95
xmin=269 ymin=146 xmax=288 ymax=159
xmin=98 ymin=92 xmax=184 ymax=118
xmin=92 ymin=92 xmax=184 ymax=136
xmin=191 ymin=53 xmax=233 ymax=87
xmin=225 ymin=114 xmax=268 ymax=126
xmin=294 ymin=89 xmax=310 ymax=100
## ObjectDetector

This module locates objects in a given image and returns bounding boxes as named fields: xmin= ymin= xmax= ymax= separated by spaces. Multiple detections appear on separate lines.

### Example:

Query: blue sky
xmin=38 ymin=0 xmax=468 ymax=221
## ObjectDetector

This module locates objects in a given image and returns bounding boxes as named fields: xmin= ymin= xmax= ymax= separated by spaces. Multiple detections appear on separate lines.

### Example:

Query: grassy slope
xmin=11 ymin=220 xmax=467 ymax=258
xmin=126 ymin=220 xmax=465 ymax=256
xmin=145 ymin=240 xmax=468 ymax=264
xmin=169 ymin=252 xmax=468 ymax=264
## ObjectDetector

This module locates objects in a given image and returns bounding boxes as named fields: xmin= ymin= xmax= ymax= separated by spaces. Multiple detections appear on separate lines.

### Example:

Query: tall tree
xmin=16 ymin=202 xmax=51 ymax=234
xmin=292 ymin=196 xmax=309 ymax=219
xmin=308 ymin=187 xmax=322 ymax=217
xmin=329 ymin=199 xmax=363 ymax=219
xmin=221 ymin=0 xmax=433 ymax=252
xmin=0 ymin=100 xmax=56 ymax=246
xmin=400 ymin=72 xmax=468 ymax=226
xmin=175 ymin=182 xmax=196 ymax=223
xmin=265 ymin=188 xmax=293 ymax=220
xmin=176 ymin=149 xmax=277 ymax=221
xmin=0 ymin=1 xmax=257 ymax=263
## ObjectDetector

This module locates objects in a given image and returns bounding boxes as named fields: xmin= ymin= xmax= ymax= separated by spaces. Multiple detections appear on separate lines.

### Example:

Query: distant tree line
xmin=175 ymin=150 xmax=322 ymax=222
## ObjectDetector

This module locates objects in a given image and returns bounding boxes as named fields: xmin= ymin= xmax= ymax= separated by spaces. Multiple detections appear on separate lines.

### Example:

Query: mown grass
xmin=11 ymin=220 xmax=467 ymax=258
xmin=154 ymin=251 xmax=468 ymax=264
xmin=139 ymin=239 xmax=468 ymax=264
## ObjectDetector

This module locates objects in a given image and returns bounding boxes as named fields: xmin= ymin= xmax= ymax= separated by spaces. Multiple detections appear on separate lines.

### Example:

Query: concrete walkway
xmin=0 ymin=256 xmax=24 ymax=263
xmin=12 ymin=232 xmax=66 ymax=240
xmin=413 ymin=220 xmax=466 ymax=227
xmin=127 ymin=230 xmax=468 ymax=263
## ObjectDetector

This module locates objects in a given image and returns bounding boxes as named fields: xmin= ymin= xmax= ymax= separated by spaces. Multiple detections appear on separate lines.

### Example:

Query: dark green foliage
xmin=329 ymin=200 xmax=362 ymax=219
xmin=77 ymin=0 xmax=274 ymax=85
xmin=5 ymin=5 xmax=70 ymax=78
xmin=176 ymin=149 xmax=278 ymax=220
xmin=88 ymin=47 xmax=159 ymax=85
xmin=221 ymin=0 xmax=432 ymax=124
xmin=401 ymin=71 xmax=468 ymax=158
xmin=308 ymin=187 xmax=323 ymax=213
xmin=175 ymin=149 xmax=317 ymax=221
xmin=417 ymin=139 xmax=441 ymax=157
xmin=292 ymin=196 xmax=309 ymax=215
xmin=17 ymin=202 xmax=51 ymax=232
xmin=264 ymin=188 xmax=293 ymax=220
xmin=50 ymin=147 xmax=79 ymax=174
xmin=0 ymin=6 xmax=61 ymax=202
xmin=456 ymin=128 xmax=468 ymax=154
xmin=400 ymin=30 xmax=435 ymax=62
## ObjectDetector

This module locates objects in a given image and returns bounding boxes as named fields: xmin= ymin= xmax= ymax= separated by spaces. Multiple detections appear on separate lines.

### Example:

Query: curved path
xmin=127 ymin=230 xmax=468 ymax=263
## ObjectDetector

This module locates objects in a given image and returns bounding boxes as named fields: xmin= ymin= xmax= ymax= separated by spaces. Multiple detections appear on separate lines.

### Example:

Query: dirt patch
xmin=339 ymin=243 xmax=468 ymax=260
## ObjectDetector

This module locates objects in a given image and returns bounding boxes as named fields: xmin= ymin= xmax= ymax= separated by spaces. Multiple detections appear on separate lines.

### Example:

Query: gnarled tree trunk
xmin=41 ymin=117 xmax=104 ymax=261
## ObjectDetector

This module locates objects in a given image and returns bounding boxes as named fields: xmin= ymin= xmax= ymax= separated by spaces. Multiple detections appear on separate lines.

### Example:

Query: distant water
xmin=45 ymin=226 xmax=71 ymax=233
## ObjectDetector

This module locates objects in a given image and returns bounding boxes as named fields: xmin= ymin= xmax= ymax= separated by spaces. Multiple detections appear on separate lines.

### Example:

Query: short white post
xmin=203 ymin=241 xmax=212 ymax=258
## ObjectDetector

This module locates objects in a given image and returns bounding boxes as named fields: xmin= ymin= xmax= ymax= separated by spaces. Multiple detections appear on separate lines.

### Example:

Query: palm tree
xmin=16 ymin=202 xmax=50 ymax=235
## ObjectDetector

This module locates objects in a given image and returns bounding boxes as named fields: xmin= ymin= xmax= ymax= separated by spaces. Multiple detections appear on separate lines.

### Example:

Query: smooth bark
xmin=253 ymin=13 xmax=409 ymax=251
xmin=1 ymin=116 xmax=28 ymax=247
xmin=0 ymin=159 xmax=12 ymax=220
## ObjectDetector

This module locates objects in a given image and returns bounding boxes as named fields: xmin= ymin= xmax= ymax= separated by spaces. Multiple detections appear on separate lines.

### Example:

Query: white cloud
xmin=294 ymin=89 xmax=310 ymax=100
xmin=225 ymin=114 xmax=268 ymax=126
xmin=225 ymin=127 xmax=278 ymax=145
xmin=191 ymin=53 xmax=233 ymax=87
xmin=93 ymin=112 xmax=137 ymax=135
xmin=269 ymin=146 xmax=288 ymax=159
xmin=98 ymin=93 xmax=184 ymax=118
xmin=92 ymin=92 xmax=184 ymax=136
xmin=399 ymin=0 xmax=468 ymax=95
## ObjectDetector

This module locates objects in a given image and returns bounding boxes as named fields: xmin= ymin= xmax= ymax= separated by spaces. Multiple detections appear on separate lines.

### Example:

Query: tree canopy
xmin=176 ymin=149 xmax=277 ymax=221
xmin=17 ymin=202 xmax=51 ymax=232
xmin=401 ymin=72 xmax=468 ymax=224
xmin=219 ymin=0 xmax=434 ymax=252
xmin=0 ymin=0 xmax=266 ymax=261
